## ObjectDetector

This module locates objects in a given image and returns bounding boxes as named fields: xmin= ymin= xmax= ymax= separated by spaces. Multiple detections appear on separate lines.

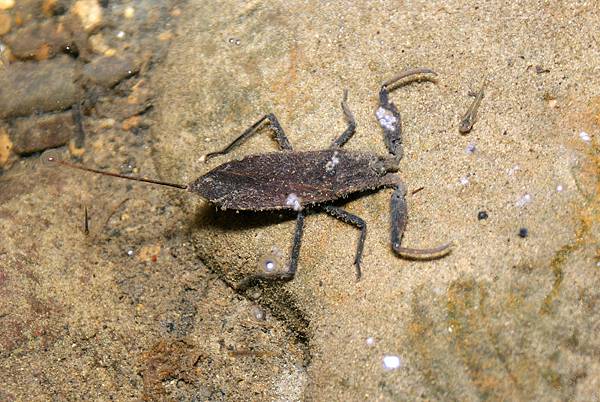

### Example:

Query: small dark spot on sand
xmin=518 ymin=227 xmax=528 ymax=238
xmin=477 ymin=211 xmax=488 ymax=220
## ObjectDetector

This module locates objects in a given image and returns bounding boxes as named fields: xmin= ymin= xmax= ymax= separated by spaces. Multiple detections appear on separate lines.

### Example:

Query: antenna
xmin=41 ymin=149 xmax=188 ymax=190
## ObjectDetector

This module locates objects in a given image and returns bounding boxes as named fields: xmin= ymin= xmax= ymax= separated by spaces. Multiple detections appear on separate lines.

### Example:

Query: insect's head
xmin=369 ymin=155 xmax=400 ymax=175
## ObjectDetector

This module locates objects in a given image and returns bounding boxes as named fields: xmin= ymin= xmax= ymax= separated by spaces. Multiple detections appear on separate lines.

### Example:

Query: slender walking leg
xmin=322 ymin=205 xmax=367 ymax=279
xmin=237 ymin=211 xmax=305 ymax=290
xmin=330 ymin=90 xmax=358 ymax=148
xmin=205 ymin=113 xmax=292 ymax=161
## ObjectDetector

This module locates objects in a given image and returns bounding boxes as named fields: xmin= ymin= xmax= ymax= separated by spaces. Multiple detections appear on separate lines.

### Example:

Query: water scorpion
xmin=45 ymin=67 xmax=452 ymax=287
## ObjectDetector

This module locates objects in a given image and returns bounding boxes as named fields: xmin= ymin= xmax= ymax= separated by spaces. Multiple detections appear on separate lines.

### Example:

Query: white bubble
xmin=264 ymin=260 xmax=275 ymax=272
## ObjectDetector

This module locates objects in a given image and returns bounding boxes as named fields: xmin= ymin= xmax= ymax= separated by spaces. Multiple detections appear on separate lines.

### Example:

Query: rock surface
xmin=11 ymin=110 xmax=74 ymax=154
xmin=3 ymin=20 xmax=72 ymax=60
xmin=151 ymin=1 xmax=600 ymax=400
xmin=82 ymin=55 xmax=139 ymax=88
xmin=0 ymin=56 xmax=81 ymax=118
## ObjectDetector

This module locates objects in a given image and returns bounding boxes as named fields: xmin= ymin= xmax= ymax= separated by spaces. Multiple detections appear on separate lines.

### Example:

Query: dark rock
xmin=3 ymin=20 xmax=72 ymax=60
xmin=82 ymin=55 xmax=140 ymax=88
xmin=11 ymin=111 xmax=75 ymax=154
xmin=0 ymin=56 xmax=81 ymax=118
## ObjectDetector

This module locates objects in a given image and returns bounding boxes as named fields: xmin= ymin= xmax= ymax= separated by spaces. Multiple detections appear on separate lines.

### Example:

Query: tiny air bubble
xmin=40 ymin=149 xmax=61 ymax=168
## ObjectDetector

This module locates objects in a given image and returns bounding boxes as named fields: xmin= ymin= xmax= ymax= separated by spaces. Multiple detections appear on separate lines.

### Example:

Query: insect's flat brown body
xmin=189 ymin=149 xmax=395 ymax=211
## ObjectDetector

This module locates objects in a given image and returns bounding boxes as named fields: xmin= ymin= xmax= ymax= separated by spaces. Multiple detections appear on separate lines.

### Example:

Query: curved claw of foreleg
xmin=393 ymin=241 xmax=453 ymax=260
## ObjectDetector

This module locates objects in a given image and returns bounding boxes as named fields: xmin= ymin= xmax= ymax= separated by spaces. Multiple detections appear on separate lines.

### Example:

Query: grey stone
xmin=11 ymin=111 xmax=74 ymax=154
xmin=0 ymin=56 xmax=81 ymax=118
xmin=82 ymin=55 xmax=139 ymax=88
xmin=3 ymin=20 xmax=72 ymax=60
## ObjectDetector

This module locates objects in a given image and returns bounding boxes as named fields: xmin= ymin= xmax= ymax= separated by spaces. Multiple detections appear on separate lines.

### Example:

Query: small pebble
xmin=477 ymin=210 xmax=488 ymax=220
xmin=556 ymin=185 xmax=563 ymax=192
xmin=459 ymin=176 xmax=469 ymax=186
xmin=251 ymin=305 xmax=265 ymax=320
xmin=518 ymin=228 xmax=528 ymax=238
xmin=71 ymin=0 xmax=103 ymax=33
xmin=382 ymin=355 xmax=402 ymax=371
xmin=0 ymin=11 xmax=11 ymax=35
xmin=465 ymin=143 xmax=476 ymax=154
xmin=579 ymin=131 xmax=591 ymax=143
xmin=366 ymin=337 xmax=375 ymax=346
xmin=123 ymin=6 xmax=135 ymax=19
xmin=0 ymin=127 xmax=12 ymax=167
xmin=0 ymin=0 xmax=15 ymax=10
xmin=126 ymin=249 xmax=134 ymax=256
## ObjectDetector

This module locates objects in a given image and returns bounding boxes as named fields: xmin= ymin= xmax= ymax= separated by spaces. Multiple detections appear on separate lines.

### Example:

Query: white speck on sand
xmin=579 ymin=131 xmax=591 ymax=143
xmin=507 ymin=165 xmax=520 ymax=176
xmin=459 ymin=176 xmax=469 ymax=186
xmin=366 ymin=337 xmax=375 ymax=346
xmin=516 ymin=193 xmax=532 ymax=208
xmin=556 ymin=184 xmax=563 ymax=192
xmin=382 ymin=355 xmax=402 ymax=371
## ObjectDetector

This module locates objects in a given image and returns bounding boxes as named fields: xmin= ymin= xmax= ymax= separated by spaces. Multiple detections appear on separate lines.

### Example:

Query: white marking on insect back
xmin=285 ymin=193 xmax=302 ymax=211
xmin=375 ymin=107 xmax=397 ymax=131
xmin=325 ymin=151 xmax=340 ymax=173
